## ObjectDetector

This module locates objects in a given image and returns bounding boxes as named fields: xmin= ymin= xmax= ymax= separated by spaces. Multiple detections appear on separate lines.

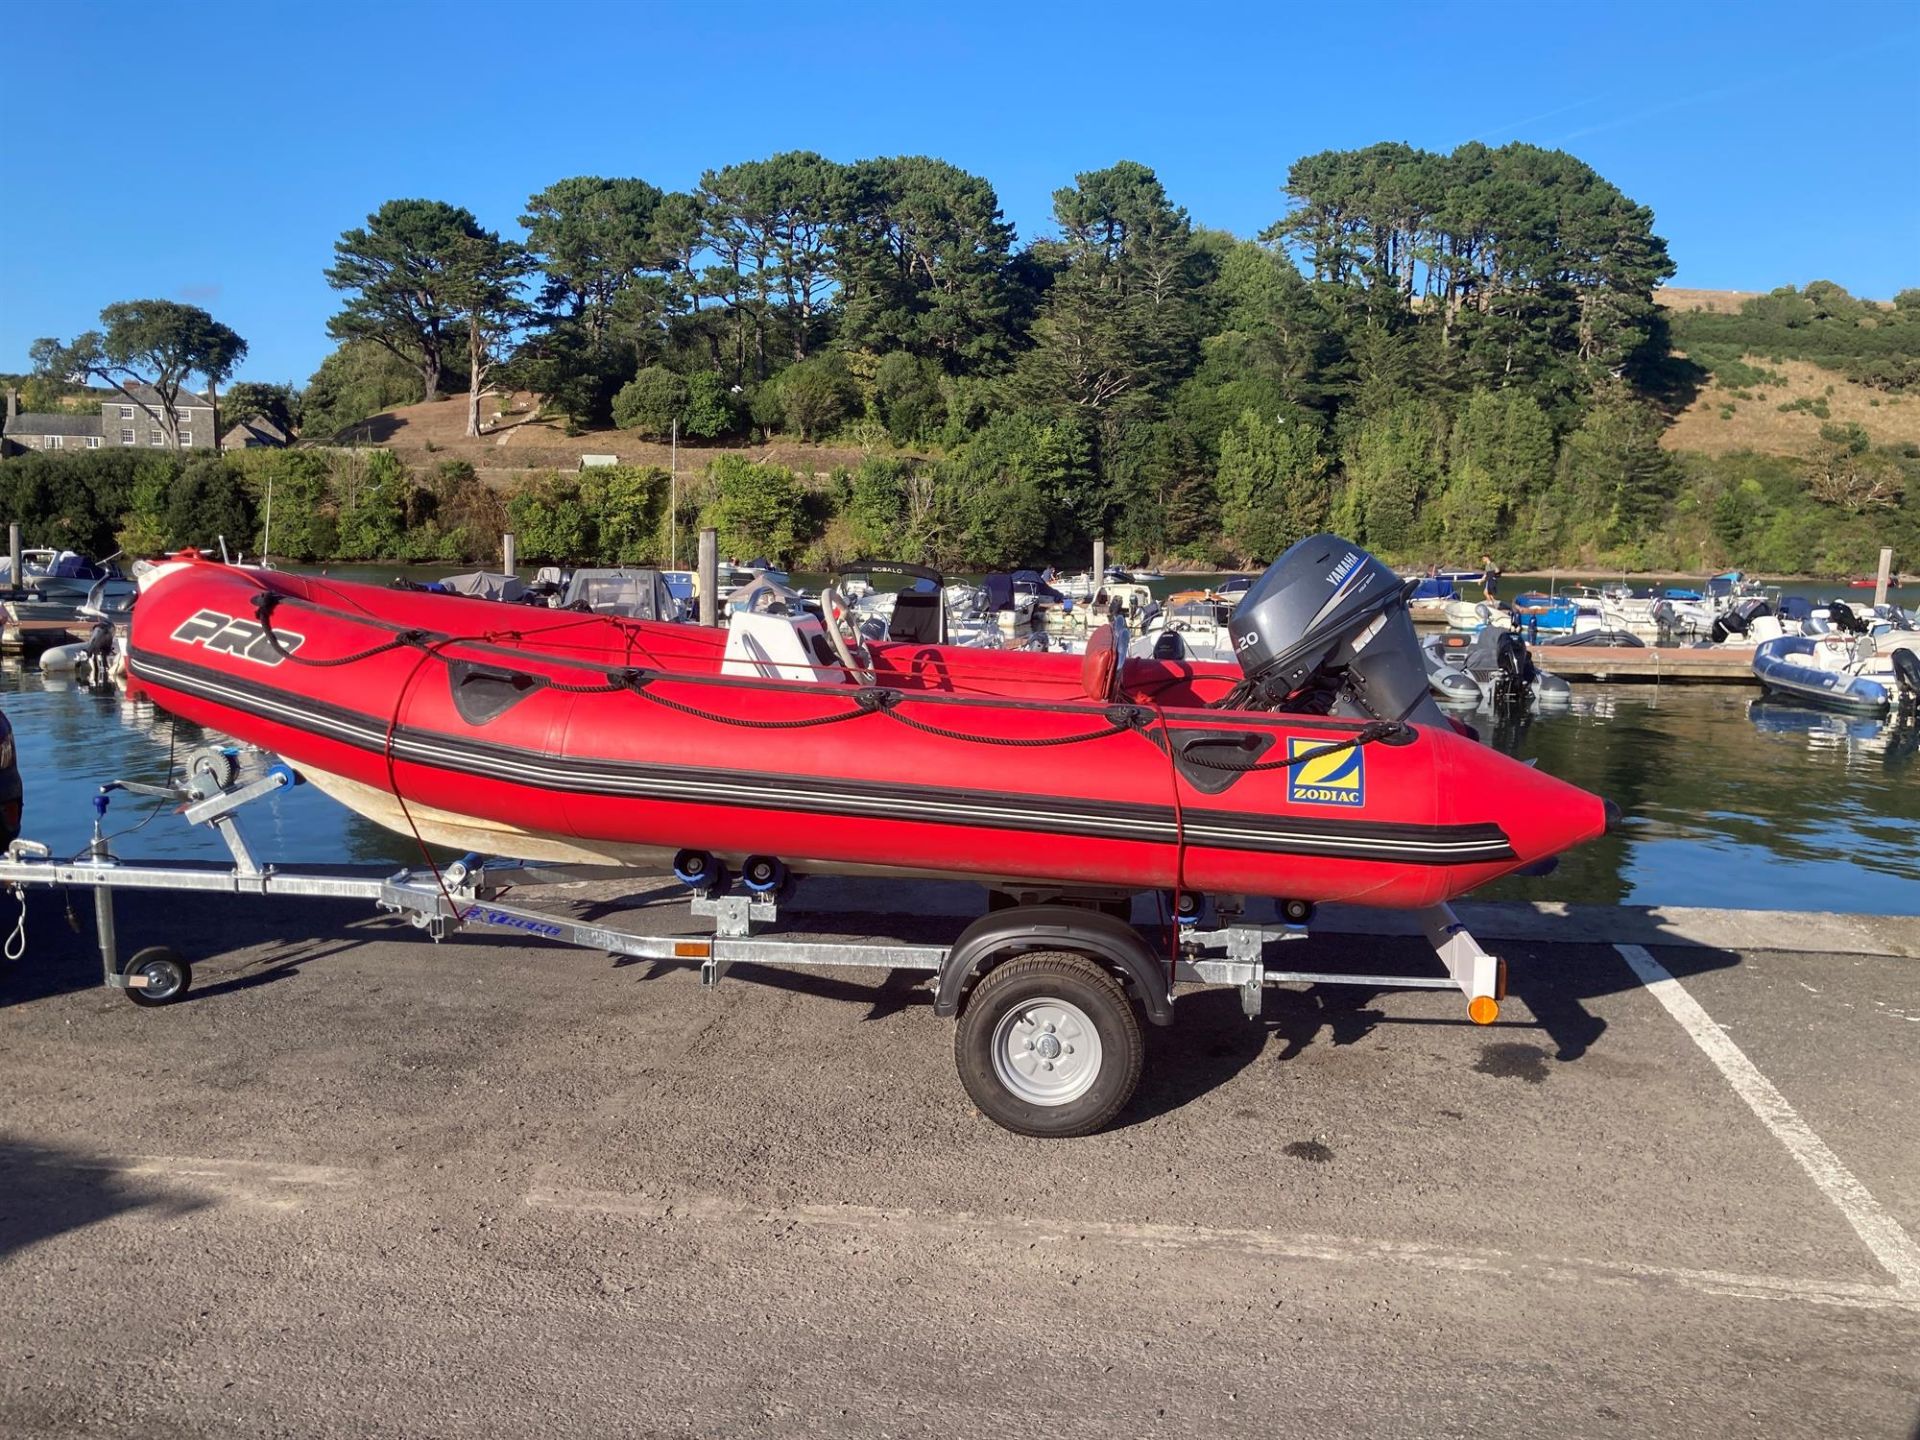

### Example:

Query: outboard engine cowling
xmin=1228 ymin=534 xmax=1446 ymax=726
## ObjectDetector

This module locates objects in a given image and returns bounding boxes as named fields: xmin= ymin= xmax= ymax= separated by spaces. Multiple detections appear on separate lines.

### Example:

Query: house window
xmin=46 ymin=435 xmax=63 ymax=449
xmin=176 ymin=408 xmax=192 ymax=423
xmin=119 ymin=406 xmax=134 ymax=419
xmin=86 ymin=436 xmax=100 ymax=449
xmin=120 ymin=427 xmax=135 ymax=445
xmin=179 ymin=431 xmax=193 ymax=447
xmin=149 ymin=431 xmax=165 ymax=446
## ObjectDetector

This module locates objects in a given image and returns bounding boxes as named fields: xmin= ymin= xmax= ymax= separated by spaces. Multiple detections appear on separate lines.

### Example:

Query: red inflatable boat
xmin=126 ymin=542 xmax=1612 ymax=910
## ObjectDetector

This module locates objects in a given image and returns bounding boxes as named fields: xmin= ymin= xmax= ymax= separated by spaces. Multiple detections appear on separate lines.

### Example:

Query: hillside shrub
xmin=612 ymin=366 xmax=690 ymax=439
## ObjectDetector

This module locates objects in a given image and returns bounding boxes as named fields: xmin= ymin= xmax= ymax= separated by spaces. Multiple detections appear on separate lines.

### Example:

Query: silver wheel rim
xmin=990 ymin=997 xmax=1102 ymax=1107
xmin=139 ymin=961 xmax=182 ymax=1000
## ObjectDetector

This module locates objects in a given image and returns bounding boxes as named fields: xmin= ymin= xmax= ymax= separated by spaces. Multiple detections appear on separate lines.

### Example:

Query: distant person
xmin=1480 ymin=554 xmax=1501 ymax=602
xmin=1425 ymin=563 xmax=1439 ymax=580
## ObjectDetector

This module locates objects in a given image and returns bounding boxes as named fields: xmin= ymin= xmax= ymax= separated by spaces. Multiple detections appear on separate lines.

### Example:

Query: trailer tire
xmin=123 ymin=946 xmax=191 ymax=1007
xmin=954 ymin=952 xmax=1142 ymax=1138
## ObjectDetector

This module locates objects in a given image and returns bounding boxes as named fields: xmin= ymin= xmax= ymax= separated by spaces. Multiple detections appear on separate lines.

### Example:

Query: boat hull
xmin=127 ymin=565 xmax=1613 ymax=909
xmin=1752 ymin=636 xmax=1890 ymax=715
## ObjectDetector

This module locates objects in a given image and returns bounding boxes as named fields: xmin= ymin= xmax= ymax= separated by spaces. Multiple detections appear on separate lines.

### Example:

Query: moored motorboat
xmin=1405 ymin=575 xmax=1460 ymax=624
xmin=126 ymin=537 xmax=1614 ymax=911
xmin=1418 ymin=633 xmax=1484 ymax=707
xmin=1752 ymin=634 xmax=1920 ymax=715
xmin=1423 ymin=629 xmax=1570 ymax=710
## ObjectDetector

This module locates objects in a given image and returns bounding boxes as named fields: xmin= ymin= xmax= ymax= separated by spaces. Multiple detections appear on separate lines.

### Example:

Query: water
xmin=7 ymin=652 xmax=1915 ymax=914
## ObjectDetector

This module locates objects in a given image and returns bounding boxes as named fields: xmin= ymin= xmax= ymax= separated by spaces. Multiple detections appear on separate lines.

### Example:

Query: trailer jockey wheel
xmin=955 ymin=952 xmax=1143 ymax=1138
xmin=123 ymin=946 xmax=192 ymax=1007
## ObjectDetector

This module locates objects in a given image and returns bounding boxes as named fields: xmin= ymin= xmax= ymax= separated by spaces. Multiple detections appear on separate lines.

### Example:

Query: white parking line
xmin=525 ymin=1186 xmax=1920 ymax=1311
xmin=1615 ymin=942 xmax=1920 ymax=1292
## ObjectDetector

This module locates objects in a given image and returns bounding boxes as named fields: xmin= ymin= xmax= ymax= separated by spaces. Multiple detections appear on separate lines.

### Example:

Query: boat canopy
xmin=562 ymin=568 xmax=677 ymax=620
xmin=431 ymin=571 xmax=529 ymax=603
xmin=987 ymin=571 xmax=1071 ymax=611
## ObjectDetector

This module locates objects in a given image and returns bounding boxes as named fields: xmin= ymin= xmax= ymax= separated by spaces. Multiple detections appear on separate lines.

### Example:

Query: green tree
xmin=835 ymin=156 xmax=1019 ymax=373
xmin=521 ymin=176 xmax=666 ymax=351
xmin=1215 ymin=408 xmax=1330 ymax=561
xmin=114 ymin=455 xmax=177 ymax=557
xmin=707 ymin=454 xmax=807 ymax=562
xmin=871 ymin=351 xmax=945 ymax=444
xmin=334 ymin=450 xmax=416 ymax=559
xmin=682 ymin=371 xmax=742 ymax=439
xmin=451 ymin=230 xmax=535 ymax=438
xmin=301 ymin=338 xmax=422 ymax=439
xmin=845 ymin=456 xmax=911 ymax=554
xmin=245 ymin=450 xmax=336 ymax=560
xmin=1339 ymin=402 xmax=1448 ymax=552
xmin=778 ymin=354 xmax=857 ymax=441
xmin=937 ymin=411 xmax=1091 ymax=564
xmin=31 ymin=300 xmax=247 ymax=448
xmin=325 ymin=199 xmax=494 ymax=402
xmin=612 ymin=365 xmax=690 ymax=438
xmin=581 ymin=465 xmax=668 ymax=563
xmin=698 ymin=152 xmax=849 ymax=378
xmin=1439 ymin=389 xmax=1554 ymax=552
xmin=1557 ymin=388 xmax=1675 ymax=546
xmin=164 ymin=457 xmax=256 ymax=551
xmin=220 ymin=381 xmax=302 ymax=437
xmin=516 ymin=176 xmax=672 ymax=426
xmin=507 ymin=473 xmax=593 ymax=562
xmin=1021 ymin=161 xmax=1205 ymax=419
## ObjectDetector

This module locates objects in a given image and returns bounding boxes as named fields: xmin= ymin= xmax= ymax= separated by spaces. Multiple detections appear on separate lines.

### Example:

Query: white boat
xmin=1127 ymin=597 xmax=1235 ymax=664
xmin=1443 ymin=600 xmax=1514 ymax=634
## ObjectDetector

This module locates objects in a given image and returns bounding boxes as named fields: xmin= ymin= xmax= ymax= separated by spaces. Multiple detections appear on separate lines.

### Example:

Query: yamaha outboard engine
xmin=1463 ymin=628 xmax=1538 ymax=712
xmin=1228 ymin=534 xmax=1446 ymax=726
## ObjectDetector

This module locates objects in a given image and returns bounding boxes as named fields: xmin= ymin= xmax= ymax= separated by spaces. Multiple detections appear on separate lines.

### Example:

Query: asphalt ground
xmin=1 ymin=875 xmax=1916 ymax=1439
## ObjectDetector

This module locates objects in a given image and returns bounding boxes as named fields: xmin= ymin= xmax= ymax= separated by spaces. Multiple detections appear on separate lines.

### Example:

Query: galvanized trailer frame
xmin=0 ymin=752 xmax=1508 ymax=1134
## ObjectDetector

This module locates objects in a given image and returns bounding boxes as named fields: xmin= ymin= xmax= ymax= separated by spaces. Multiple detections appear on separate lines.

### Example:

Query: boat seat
xmin=888 ymin=592 xmax=943 ymax=645
xmin=1080 ymin=615 xmax=1133 ymax=703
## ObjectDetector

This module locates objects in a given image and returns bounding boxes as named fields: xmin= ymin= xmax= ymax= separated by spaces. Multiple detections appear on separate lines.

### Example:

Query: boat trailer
xmin=0 ymin=751 xmax=1508 ymax=1137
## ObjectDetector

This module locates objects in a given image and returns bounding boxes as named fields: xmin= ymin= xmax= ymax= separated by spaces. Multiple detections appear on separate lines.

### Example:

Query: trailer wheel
xmin=123 ymin=946 xmax=191 ymax=1007
xmin=955 ymin=952 xmax=1142 ymax=1138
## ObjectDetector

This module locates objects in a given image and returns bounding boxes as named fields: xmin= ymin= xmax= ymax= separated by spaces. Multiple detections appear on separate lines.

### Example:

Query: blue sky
xmin=2 ymin=0 xmax=1915 ymax=386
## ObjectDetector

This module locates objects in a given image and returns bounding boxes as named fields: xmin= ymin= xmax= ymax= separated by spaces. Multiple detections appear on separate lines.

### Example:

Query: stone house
xmin=221 ymin=416 xmax=290 ymax=449
xmin=2 ymin=383 xmax=219 ymax=456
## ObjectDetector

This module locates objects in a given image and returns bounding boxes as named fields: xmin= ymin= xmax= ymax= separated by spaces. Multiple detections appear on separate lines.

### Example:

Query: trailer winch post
xmin=85 ymin=792 xmax=127 ymax=987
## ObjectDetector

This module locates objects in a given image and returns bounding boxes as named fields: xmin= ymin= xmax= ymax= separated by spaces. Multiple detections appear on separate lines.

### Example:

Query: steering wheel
xmin=819 ymin=581 xmax=875 ymax=684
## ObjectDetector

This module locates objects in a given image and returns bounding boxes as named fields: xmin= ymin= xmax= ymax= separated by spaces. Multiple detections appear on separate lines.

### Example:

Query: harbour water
xmin=6 ymin=658 xmax=1915 ymax=915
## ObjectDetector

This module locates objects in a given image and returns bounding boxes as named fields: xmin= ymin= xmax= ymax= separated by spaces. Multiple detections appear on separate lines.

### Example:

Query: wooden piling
xmin=697 ymin=528 xmax=718 ymax=626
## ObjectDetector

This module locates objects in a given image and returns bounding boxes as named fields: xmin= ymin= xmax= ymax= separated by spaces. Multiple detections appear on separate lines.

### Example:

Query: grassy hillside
xmin=1661 ymin=358 xmax=1920 ymax=457
xmin=336 ymin=391 xmax=879 ymax=490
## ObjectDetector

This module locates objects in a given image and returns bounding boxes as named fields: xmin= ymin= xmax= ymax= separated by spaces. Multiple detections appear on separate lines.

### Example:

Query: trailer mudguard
xmin=934 ymin=905 xmax=1175 ymax=1026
